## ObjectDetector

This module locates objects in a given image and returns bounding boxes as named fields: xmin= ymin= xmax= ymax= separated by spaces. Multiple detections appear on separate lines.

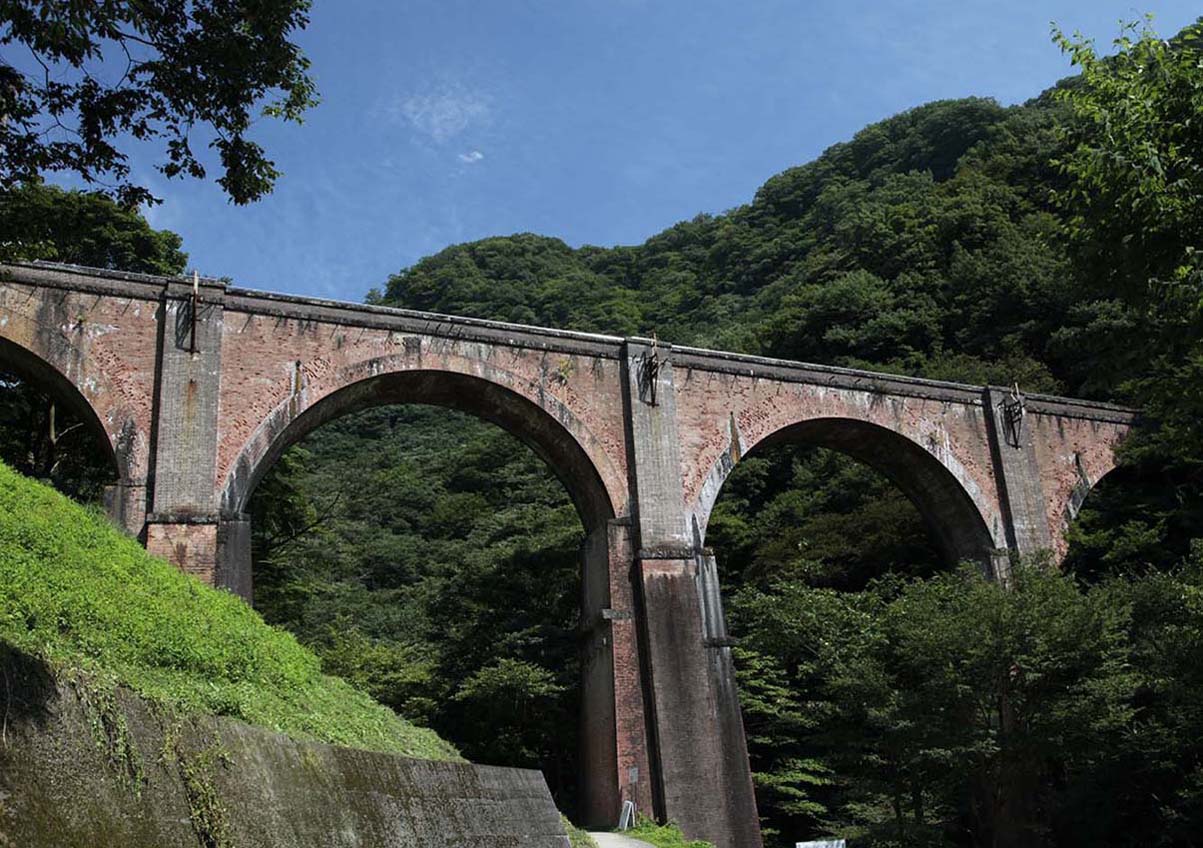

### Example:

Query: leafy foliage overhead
xmin=1053 ymin=18 xmax=1203 ymax=471
xmin=0 ymin=0 xmax=317 ymax=205
xmin=1054 ymin=18 xmax=1203 ymax=305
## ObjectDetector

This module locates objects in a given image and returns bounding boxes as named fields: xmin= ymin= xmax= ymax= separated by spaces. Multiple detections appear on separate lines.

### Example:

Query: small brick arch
xmin=689 ymin=416 xmax=1000 ymax=567
xmin=1062 ymin=451 xmax=1118 ymax=529
xmin=0 ymin=333 xmax=140 ymax=487
xmin=1049 ymin=447 xmax=1130 ymax=564
xmin=1026 ymin=412 xmax=1133 ymax=558
xmin=219 ymin=362 xmax=619 ymax=535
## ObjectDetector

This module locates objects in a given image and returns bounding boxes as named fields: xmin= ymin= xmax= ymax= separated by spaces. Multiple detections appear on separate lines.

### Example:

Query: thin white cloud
xmin=458 ymin=150 xmax=485 ymax=164
xmin=385 ymin=84 xmax=491 ymax=143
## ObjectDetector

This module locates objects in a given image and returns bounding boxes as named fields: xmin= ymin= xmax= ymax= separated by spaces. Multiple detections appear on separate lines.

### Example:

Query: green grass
xmin=0 ymin=461 xmax=458 ymax=760
xmin=624 ymin=817 xmax=714 ymax=848
xmin=561 ymin=815 xmax=598 ymax=848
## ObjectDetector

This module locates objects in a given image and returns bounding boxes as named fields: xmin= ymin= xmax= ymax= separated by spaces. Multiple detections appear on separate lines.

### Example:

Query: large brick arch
xmin=219 ymin=358 xmax=619 ymax=535
xmin=215 ymin=353 xmax=639 ymax=836
xmin=688 ymin=415 xmax=999 ymax=567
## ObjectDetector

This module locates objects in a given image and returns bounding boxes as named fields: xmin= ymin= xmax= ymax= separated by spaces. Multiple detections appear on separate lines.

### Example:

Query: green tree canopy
xmin=1054 ymin=17 xmax=1203 ymax=469
xmin=0 ymin=182 xmax=186 ymax=272
xmin=0 ymin=0 xmax=316 ymax=205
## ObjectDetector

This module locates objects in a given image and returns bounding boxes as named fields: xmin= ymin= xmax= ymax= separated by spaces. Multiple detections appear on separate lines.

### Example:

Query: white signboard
xmin=617 ymin=800 xmax=636 ymax=831
xmin=796 ymin=841 xmax=846 ymax=848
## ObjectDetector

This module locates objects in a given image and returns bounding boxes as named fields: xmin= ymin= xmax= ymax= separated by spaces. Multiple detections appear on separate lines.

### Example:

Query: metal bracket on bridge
xmin=188 ymin=270 xmax=200 ymax=353
xmin=637 ymin=333 xmax=663 ymax=406
xmin=998 ymin=383 xmax=1026 ymax=448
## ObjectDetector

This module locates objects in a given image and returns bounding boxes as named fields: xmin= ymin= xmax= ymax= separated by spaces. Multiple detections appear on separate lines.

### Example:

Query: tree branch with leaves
xmin=0 ymin=0 xmax=317 ymax=206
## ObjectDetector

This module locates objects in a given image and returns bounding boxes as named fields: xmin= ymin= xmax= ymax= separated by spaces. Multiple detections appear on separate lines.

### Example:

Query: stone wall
xmin=0 ymin=646 xmax=569 ymax=847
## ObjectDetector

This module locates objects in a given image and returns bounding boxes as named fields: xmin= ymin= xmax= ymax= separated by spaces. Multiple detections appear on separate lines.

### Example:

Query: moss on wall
xmin=0 ymin=646 xmax=569 ymax=847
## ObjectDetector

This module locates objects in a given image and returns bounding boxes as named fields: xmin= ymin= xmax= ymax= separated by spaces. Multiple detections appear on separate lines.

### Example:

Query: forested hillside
xmin=4 ymin=17 xmax=1202 ymax=848
xmin=377 ymin=95 xmax=1096 ymax=395
xmin=249 ymin=25 xmax=1203 ymax=843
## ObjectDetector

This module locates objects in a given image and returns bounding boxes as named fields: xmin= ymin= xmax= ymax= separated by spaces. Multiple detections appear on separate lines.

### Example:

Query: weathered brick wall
xmin=604 ymin=520 xmax=655 ymax=820
xmin=214 ymin=294 xmax=632 ymax=527
xmin=671 ymin=352 xmax=1008 ymax=560
xmin=0 ymin=270 xmax=161 ymax=533
xmin=145 ymin=521 xmax=218 ymax=585
xmin=0 ymin=263 xmax=1137 ymax=570
xmin=1027 ymin=406 xmax=1132 ymax=559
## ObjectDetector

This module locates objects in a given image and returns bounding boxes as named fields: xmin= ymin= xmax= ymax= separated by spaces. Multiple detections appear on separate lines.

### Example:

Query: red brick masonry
xmin=0 ymin=262 xmax=1136 ymax=848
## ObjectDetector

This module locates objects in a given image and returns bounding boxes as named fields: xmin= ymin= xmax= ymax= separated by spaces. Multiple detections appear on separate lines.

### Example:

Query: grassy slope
xmin=0 ymin=461 xmax=457 ymax=760
xmin=562 ymin=816 xmax=598 ymax=847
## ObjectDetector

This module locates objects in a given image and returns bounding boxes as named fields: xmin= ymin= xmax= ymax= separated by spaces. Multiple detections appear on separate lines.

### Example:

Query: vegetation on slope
xmin=0 ymin=460 xmax=457 ymax=760
xmin=562 ymin=816 xmax=599 ymax=848
xmin=382 ymin=95 xmax=1080 ymax=395
xmin=623 ymin=818 xmax=714 ymax=848
xmin=3 ymin=13 xmax=1203 ymax=848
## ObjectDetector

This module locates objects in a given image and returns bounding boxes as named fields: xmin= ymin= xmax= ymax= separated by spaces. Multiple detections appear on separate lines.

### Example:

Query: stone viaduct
xmin=0 ymin=261 xmax=1135 ymax=847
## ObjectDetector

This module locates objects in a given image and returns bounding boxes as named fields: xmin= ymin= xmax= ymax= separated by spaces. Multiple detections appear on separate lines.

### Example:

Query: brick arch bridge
xmin=0 ymin=262 xmax=1134 ymax=848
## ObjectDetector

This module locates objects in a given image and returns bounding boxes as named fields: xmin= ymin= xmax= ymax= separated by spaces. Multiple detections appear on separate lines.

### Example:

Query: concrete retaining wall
xmin=0 ymin=646 xmax=568 ymax=847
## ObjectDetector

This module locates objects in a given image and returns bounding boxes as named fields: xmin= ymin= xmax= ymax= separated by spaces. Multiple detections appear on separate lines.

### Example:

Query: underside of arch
xmin=0 ymin=335 xmax=123 ymax=483
xmin=222 ymin=369 xmax=617 ymax=535
xmin=703 ymin=417 xmax=998 ymax=569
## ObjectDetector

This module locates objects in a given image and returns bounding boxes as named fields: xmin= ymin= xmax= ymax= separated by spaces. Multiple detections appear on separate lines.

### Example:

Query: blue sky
xmin=128 ymin=1 xmax=1200 ymax=301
